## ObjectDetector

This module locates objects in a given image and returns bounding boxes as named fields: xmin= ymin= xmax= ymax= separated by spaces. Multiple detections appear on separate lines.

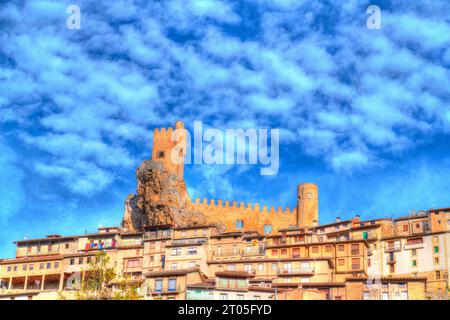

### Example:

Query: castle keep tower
xmin=151 ymin=121 xmax=187 ymax=180
xmin=297 ymin=183 xmax=318 ymax=227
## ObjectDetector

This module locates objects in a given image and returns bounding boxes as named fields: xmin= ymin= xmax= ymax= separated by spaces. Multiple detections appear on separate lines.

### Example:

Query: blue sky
xmin=1 ymin=0 xmax=450 ymax=258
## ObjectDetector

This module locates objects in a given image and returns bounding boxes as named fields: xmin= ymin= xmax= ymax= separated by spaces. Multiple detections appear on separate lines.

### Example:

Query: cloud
xmin=1 ymin=0 xmax=450 ymax=192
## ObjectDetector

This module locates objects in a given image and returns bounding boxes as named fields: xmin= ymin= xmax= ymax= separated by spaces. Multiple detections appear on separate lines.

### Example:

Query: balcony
xmin=277 ymin=267 xmax=315 ymax=276
xmin=403 ymin=242 xmax=424 ymax=250
xmin=211 ymin=249 xmax=240 ymax=258
xmin=117 ymin=240 xmax=143 ymax=249
xmin=149 ymin=285 xmax=182 ymax=295
xmin=168 ymin=238 xmax=207 ymax=247
xmin=387 ymin=257 xmax=396 ymax=264
xmin=210 ymin=247 xmax=265 ymax=259
xmin=144 ymin=230 xmax=171 ymax=240
xmin=241 ymin=247 xmax=265 ymax=257
xmin=21 ymin=248 xmax=60 ymax=257
xmin=385 ymin=244 xmax=401 ymax=253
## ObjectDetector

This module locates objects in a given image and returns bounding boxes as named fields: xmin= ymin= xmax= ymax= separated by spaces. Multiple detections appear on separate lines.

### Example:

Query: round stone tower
xmin=297 ymin=183 xmax=318 ymax=228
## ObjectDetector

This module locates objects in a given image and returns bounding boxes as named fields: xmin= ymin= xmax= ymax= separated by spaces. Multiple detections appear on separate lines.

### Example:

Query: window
xmin=434 ymin=246 xmax=439 ymax=254
xmin=127 ymin=259 xmax=140 ymax=268
xmin=157 ymin=151 xmax=165 ymax=158
xmin=171 ymin=248 xmax=182 ymax=256
xmin=351 ymin=244 xmax=359 ymax=255
xmin=283 ymin=263 xmax=292 ymax=271
xmin=412 ymin=260 xmax=417 ymax=267
xmin=54 ymin=262 xmax=59 ymax=269
xmin=258 ymin=264 xmax=264 ymax=271
xmin=382 ymin=292 xmax=389 ymax=300
xmin=227 ymin=264 xmax=236 ymax=271
xmin=78 ymin=258 xmax=83 ymax=264
xmin=246 ymin=246 xmax=252 ymax=253
xmin=338 ymin=244 xmax=344 ymax=252
xmin=13 ymin=266 xmax=18 ymax=272
xmin=187 ymin=247 xmax=197 ymax=255
xmin=363 ymin=292 xmax=370 ymax=300
xmin=338 ymin=259 xmax=345 ymax=266
xmin=325 ymin=245 xmax=332 ymax=252
xmin=318 ymin=237 xmax=323 ymax=243
xmin=271 ymin=249 xmax=278 ymax=256
xmin=272 ymin=263 xmax=277 ymax=270
xmin=6 ymin=266 xmax=11 ymax=272
xmin=70 ymin=259 xmax=75 ymax=265
xmin=188 ymin=261 xmax=196 ymax=268
xmin=351 ymin=258 xmax=360 ymax=270
xmin=237 ymin=294 xmax=244 ymax=300
xmin=155 ymin=279 xmax=163 ymax=292
xmin=203 ymin=229 xmax=207 ymax=236
xmin=171 ymin=263 xmax=178 ymax=270
xmin=432 ymin=236 xmax=439 ymax=244
xmin=22 ymin=265 xmax=27 ymax=271
xmin=65 ymin=243 xmax=69 ymax=249
xmin=411 ymin=249 xmax=417 ymax=256
xmin=232 ymin=245 xmax=238 ymax=254
xmin=281 ymin=249 xmax=287 ymax=255
xmin=181 ymin=231 xmax=187 ymax=237
xmin=434 ymin=257 xmax=440 ymax=265
xmin=264 ymin=224 xmax=273 ymax=234
xmin=273 ymin=238 xmax=280 ymax=245
xmin=235 ymin=220 xmax=244 ymax=230
xmin=311 ymin=246 xmax=318 ymax=254
xmin=403 ymin=225 xmax=409 ymax=232
xmin=87 ymin=257 xmax=92 ymax=264
xmin=254 ymin=296 xmax=261 ymax=300
xmin=292 ymin=248 xmax=300 ymax=257
xmin=39 ymin=263 xmax=44 ymax=270
xmin=399 ymin=283 xmax=406 ymax=289
xmin=245 ymin=264 xmax=253 ymax=272
xmin=168 ymin=279 xmax=176 ymax=291
xmin=436 ymin=271 xmax=441 ymax=280
xmin=220 ymin=293 xmax=228 ymax=300
xmin=389 ymin=265 xmax=395 ymax=273
xmin=29 ymin=264 xmax=34 ymax=271
xmin=46 ymin=263 xmax=51 ymax=269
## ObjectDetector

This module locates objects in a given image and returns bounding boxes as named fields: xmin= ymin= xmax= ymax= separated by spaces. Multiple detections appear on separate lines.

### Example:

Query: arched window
xmin=236 ymin=219 xmax=244 ymax=229
xmin=264 ymin=224 xmax=273 ymax=234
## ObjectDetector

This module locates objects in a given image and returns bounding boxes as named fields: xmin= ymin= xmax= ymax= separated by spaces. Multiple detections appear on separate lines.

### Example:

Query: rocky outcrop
xmin=122 ymin=160 xmax=208 ymax=231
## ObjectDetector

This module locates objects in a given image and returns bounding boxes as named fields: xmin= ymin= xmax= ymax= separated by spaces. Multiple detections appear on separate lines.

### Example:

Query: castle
xmin=146 ymin=121 xmax=318 ymax=235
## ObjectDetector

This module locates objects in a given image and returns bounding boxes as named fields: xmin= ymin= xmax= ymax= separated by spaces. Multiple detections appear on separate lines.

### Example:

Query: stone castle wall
xmin=188 ymin=198 xmax=297 ymax=234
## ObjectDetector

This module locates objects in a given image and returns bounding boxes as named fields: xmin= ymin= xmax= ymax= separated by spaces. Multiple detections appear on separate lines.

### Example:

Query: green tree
xmin=77 ymin=251 xmax=116 ymax=300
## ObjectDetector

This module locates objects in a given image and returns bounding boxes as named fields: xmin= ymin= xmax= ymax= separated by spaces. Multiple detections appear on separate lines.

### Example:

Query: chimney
xmin=336 ymin=217 xmax=341 ymax=222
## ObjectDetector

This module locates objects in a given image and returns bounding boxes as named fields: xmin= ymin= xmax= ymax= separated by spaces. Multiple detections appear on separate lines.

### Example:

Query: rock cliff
xmin=122 ymin=160 xmax=208 ymax=231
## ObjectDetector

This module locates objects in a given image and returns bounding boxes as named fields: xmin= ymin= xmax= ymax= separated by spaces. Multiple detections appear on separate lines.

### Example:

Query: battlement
xmin=190 ymin=197 xmax=295 ymax=215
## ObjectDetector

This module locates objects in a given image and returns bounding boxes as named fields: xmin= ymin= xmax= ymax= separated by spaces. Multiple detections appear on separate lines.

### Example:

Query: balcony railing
xmin=277 ymin=267 xmax=315 ymax=276
xmin=117 ymin=240 xmax=143 ymax=248
xmin=21 ymin=248 xmax=60 ymax=257
xmin=210 ymin=248 xmax=265 ymax=258
xmin=385 ymin=244 xmax=402 ymax=253
xmin=149 ymin=285 xmax=181 ymax=294
xmin=144 ymin=231 xmax=171 ymax=240
xmin=169 ymin=238 xmax=207 ymax=246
